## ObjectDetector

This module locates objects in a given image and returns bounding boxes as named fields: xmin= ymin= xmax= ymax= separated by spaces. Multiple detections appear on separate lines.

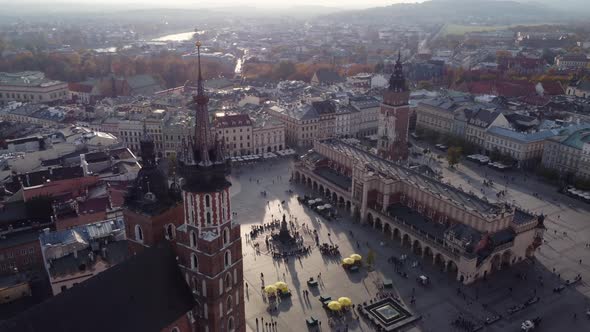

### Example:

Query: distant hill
xmin=320 ymin=0 xmax=577 ymax=25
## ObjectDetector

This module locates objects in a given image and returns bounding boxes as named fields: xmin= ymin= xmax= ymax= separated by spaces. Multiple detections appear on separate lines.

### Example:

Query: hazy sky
xmin=5 ymin=0 xmax=426 ymax=10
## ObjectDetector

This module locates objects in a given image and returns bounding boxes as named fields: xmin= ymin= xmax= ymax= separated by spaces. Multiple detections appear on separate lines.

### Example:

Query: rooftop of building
xmin=349 ymin=95 xmax=381 ymax=109
xmin=0 ymin=229 xmax=41 ymax=250
xmin=0 ymin=243 xmax=194 ymax=332
xmin=386 ymin=203 xmax=448 ymax=241
xmin=487 ymin=123 xmax=590 ymax=143
xmin=0 ymin=71 xmax=66 ymax=88
xmin=560 ymin=127 xmax=590 ymax=149
xmin=40 ymin=218 xmax=127 ymax=277
xmin=468 ymin=109 xmax=503 ymax=128
xmin=269 ymin=104 xmax=318 ymax=121
xmin=214 ymin=113 xmax=252 ymax=128
xmin=316 ymin=139 xmax=506 ymax=217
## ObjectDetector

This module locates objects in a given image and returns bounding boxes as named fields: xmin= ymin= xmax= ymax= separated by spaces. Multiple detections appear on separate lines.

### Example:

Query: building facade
xmin=555 ymin=54 xmax=590 ymax=70
xmin=0 ymin=71 xmax=68 ymax=106
xmin=542 ymin=126 xmax=590 ymax=179
xmin=484 ymin=126 xmax=551 ymax=168
xmin=215 ymin=114 xmax=253 ymax=157
xmin=294 ymin=139 xmax=545 ymax=285
xmin=252 ymin=116 xmax=285 ymax=154
xmin=415 ymin=99 xmax=458 ymax=135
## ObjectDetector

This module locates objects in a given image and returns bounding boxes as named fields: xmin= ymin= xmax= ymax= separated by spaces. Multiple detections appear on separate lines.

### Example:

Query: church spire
xmin=388 ymin=50 xmax=407 ymax=93
xmin=139 ymin=118 xmax=156 ymax=168
xmin=192 ymin=41 xmax=213 ymax=165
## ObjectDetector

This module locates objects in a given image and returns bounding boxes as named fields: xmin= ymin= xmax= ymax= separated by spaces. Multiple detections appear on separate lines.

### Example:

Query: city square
xmin=231 ymin=157 xmax=590 ymax=332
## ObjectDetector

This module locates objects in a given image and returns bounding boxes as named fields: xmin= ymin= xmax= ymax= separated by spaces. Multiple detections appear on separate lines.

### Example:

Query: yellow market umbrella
xmin=342 ymin=258 xmax=355 ymax=265
xmin=274 ymin=281 xmax=288 ymax=291
xmin=338 ymin=297 xmax=352 ymax=307
xmin=350 ymin=254 xmax=362 ymax=261
xmin=327 ymin=301 xmax=342 ymax=311
xmin=264 ymin=285 xmax=277 ymax=294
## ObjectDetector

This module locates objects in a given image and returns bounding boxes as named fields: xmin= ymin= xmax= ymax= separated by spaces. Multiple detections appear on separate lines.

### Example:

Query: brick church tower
xmin=378 ymin=52 xmax=410 ymax=161
xmin=123 ymin=42 xmax=245 ymax=332
xmin=124 ymin=120 xmax=184 ymax=255
xmin=174 ymin=41 xmax=245 ymax=332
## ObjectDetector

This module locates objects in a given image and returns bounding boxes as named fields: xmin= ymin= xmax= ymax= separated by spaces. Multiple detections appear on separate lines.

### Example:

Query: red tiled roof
xmin=68 ymin=82 xmax=93 ymax=93
xmin=496 ymin=81 xmax=536 ymax=98
xmin=539 ymin=81 xmax=564 ymax=95
xmin=78 ymin=196 xmax=110 ymax=214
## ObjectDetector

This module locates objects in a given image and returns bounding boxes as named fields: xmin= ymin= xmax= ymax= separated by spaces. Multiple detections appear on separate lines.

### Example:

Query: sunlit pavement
xmin=229 ymin=157 xmax=590 ymax=332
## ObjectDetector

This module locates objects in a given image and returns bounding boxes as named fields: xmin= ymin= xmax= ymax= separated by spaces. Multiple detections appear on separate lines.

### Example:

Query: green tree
xmin=447 ymin=146 xmax=462 ymax=167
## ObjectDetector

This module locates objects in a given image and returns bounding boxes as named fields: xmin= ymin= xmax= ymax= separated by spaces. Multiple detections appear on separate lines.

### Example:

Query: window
xmin=191 ymin=253 xmax=198 ymax=271
xmin=226 ymin=296 xmax=233 ymax=312
xmin=225 ymin=273 xmax=232 ymax=290
xmin=166 ymin=224 xmax=175 ymax=239
xmin=224 ymin=250 xmax=231 ymax=267
xmin=206 ymin=212 xmax=212 ymax=225
xmin=228 ymin=317 xmax=235 ymax=331
xmin=223 ymin=228 xmax=230 ymax=246
xmin=135 ymin=225 xmax=143 ymax=242
xmin=205 ymin=195 xmax=211 ymax=208
xmin=190 ymin=230 xmax=198 ymax=248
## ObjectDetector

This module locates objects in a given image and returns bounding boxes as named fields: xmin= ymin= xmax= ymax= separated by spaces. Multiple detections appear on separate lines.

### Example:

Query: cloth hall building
xmin=294 ymin=139 xmax=545 ymax=284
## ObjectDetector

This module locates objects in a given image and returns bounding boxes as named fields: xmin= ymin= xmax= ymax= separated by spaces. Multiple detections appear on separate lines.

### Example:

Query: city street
xmin=230 ymin=157 xmax=590 ymax=331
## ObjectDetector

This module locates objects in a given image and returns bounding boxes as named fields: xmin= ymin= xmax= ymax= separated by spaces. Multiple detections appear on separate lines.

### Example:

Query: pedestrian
xmin=580 ymin=259 xmax=583 ymax=264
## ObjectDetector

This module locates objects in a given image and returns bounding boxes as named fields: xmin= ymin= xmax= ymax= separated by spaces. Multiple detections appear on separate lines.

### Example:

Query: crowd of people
xmin=320 ymin=243 xmax=340 ymax=256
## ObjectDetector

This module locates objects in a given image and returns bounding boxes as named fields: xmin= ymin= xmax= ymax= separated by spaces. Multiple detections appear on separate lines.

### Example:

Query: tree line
xmin=242 ymin=61 xmax=375 ymax=82
xmin=0 ymin=50 xmax=233 ymax=88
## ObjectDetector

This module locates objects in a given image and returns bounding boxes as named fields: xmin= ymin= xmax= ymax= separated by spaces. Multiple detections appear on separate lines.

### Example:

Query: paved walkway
xmin=230 ymin=157 xmax=590 ymax=331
